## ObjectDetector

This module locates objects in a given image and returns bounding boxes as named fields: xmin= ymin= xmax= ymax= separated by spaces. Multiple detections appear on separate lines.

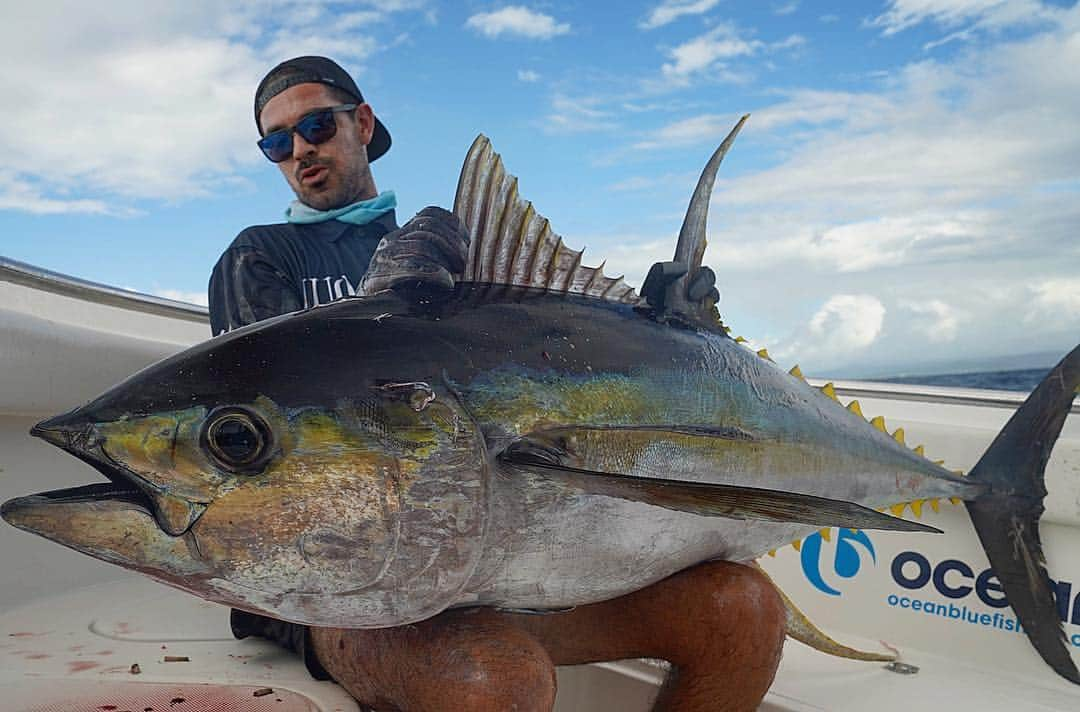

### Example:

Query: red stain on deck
xmin=25 ymin=653 xmax=51 ymax=660
xmin=9 ymin=632 xmax=40 ymax=638
xmin=94 ymin=650 xmax=115 ymax=656
xmin=68 ymin=660 xmax=101 ymax=673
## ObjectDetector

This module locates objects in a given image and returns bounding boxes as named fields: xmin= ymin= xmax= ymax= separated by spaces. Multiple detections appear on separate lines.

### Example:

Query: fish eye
xmin=201 ymin=408 xmax=272 ymax=473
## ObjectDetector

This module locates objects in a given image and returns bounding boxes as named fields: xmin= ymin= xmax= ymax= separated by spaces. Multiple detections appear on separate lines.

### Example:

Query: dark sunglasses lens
xmin=258 ymin=131 xmax=292 ymax=163
xmin=295 ymin=110 xmax=339 ymax=146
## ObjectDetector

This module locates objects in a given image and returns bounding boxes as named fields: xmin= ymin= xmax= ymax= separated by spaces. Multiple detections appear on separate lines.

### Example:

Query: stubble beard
xmin=293 ymin=155 xmax=376 ymax=211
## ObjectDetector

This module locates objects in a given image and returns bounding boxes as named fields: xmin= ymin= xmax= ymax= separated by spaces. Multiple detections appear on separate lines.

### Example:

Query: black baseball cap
xmin=254 ymin=56 xmax=391 ymax=162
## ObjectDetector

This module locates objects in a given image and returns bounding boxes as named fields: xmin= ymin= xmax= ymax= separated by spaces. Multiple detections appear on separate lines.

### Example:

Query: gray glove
xmin=230 ymin=609 xmax=331 ymax=681
xmin=360 ymin=206 xmax=470 ymax=294
xmin=640 ymin=261 xmax=719 ymax=312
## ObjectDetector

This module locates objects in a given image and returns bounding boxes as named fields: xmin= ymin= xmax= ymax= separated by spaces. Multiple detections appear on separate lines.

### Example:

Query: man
xmin=210 ymin=56 xmax=785 ymax=711
xmin=209 ymin=56 xmax=467 ymax=334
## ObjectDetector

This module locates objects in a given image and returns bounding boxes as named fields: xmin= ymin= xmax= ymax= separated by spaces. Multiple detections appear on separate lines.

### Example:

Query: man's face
xmin=259 ymin=83 xmax=377 ymax=210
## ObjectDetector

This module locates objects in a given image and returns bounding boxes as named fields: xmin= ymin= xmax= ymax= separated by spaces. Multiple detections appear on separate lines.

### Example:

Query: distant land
xmin=816 ymin=350 xmax=1065 ymax=384
xmin=878 ymin=367 xmax=1050 ymax=393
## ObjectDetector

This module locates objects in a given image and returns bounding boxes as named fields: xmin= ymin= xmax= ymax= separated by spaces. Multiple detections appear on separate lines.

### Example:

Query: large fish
xmin=4 ymin=119 xmax=1079 ymax=685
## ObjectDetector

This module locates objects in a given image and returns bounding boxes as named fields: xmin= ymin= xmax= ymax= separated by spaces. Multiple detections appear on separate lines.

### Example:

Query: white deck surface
xmin=0 ymin=577 xmax=361 ymax=712
xmin=5 ymin=576 xmax=1080 ymax=711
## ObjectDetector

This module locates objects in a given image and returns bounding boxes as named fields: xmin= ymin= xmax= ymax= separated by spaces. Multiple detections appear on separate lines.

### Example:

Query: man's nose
xmin=292 ymin=130 xmax=317 ymax=159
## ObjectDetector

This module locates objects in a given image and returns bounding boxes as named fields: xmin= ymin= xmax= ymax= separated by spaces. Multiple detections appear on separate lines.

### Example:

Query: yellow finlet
xmin=910 ymin=499 xmax=924 ymax=518
xmin=890 ymin=502 xmax=907 ymax=517
xmin=789 ymin=364 xmax=806 ymax=381
xmin=914 ymin=445 xmax=925 ymax=456
xmin=792 ymin=539 xmax=802 ymax=552
xmin=949 ymin=497 xmax=963 ymax=506
xmin=820 ymin=382 xmax=838 ymax=401
xmin=893 ymin=428 xmax=905 ymax=444
xmin=929 ymin=498 xmax=940 ymax=513
xmin=767 ymin=549 xmax=777 ymax=557
xmin=847 ymin=400 xmax=864 ymax=417
xmin=757 ymin=348 xmax=774 ymax=362
xmin=735 ymin=336 xmax=748 ymax=344
xmin=934 ymin=459 xmax=945 ymax=466
xmin=870 ymin=415 xmax=887 ymax=432
xmin=954 ymin=469 xmax=966 ymax=477
xmin=819 ymin=528 xmax=832 ymax=543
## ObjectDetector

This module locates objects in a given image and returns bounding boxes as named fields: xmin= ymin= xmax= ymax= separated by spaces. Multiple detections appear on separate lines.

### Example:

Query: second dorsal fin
xmin=453 ymin=135 xmax=643 ymax=304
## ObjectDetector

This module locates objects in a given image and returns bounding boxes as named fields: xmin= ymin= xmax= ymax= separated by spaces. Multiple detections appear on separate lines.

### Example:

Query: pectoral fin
xmin=500 ymin=445 xmax=939 ymax=533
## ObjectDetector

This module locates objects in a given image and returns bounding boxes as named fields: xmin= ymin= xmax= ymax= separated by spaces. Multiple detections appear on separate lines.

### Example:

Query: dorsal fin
xmin=453 ymin=135 xmax=642 ymax=304
xmin=664 ymin=114 xmax=749 ymax=316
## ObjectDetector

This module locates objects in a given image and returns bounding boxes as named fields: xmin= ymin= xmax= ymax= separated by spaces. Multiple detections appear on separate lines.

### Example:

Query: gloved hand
xmin=360 ymin=206 xmax=470 ymax=294
xmin=231 ymin=609 xmax=332 ymax=681
xmin=640 ymin=261 xmax=719 ymax=313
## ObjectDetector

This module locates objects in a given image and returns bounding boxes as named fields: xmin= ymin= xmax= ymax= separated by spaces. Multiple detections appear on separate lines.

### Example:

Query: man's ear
xmin=353 ymin=104 xmax=375 ymax=146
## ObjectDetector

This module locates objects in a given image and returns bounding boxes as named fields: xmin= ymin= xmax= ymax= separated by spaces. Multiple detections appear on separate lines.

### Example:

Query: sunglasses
xmin=257 ymin=104 xmax=357 ymax=163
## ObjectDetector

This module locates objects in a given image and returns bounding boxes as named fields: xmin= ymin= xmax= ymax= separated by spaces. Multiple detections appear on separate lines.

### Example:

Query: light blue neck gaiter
xmin=285 ymin=190 xmax=397 ymax=225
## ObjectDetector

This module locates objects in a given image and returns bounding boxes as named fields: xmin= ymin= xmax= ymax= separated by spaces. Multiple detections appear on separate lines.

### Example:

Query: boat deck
xmin=5 ymin=576 xmax=1079 ymax=711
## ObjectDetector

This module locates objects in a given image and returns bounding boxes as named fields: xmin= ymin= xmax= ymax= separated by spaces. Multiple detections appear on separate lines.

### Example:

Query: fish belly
xmin=460 ymin=480 xmax=808 ymax=610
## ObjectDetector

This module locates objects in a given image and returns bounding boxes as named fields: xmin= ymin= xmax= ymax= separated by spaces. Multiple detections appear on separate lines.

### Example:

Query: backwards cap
xmin=254 ymin=56 xmax=391 ymax=162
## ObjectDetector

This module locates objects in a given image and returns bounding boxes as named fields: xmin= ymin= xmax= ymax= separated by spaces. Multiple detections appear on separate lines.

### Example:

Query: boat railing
xmin=0 ymin=255 xmax=208 ymax=323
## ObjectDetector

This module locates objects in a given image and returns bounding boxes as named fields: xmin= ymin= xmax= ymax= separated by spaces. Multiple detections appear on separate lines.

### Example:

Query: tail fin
xmin=965 ymin=343 xmax=1080 ymax=684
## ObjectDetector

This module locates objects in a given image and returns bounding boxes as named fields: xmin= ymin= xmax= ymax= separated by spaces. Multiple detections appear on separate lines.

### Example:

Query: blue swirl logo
xmin=800 ymin=529 xmax=877 ymax=596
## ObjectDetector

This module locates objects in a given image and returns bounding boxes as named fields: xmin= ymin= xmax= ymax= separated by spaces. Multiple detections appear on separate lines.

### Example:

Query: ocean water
xmin=880 ymin=368 xmax=1050 ymax=393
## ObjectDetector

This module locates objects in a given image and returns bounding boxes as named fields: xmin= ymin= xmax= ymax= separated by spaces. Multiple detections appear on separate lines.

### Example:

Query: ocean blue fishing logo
xmin=800 ymin=529 xmax=877 ymax=596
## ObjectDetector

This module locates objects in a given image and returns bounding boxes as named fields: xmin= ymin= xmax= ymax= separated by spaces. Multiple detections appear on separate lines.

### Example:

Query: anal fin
xmin=750 ymin=562 xmax=897 ymax=663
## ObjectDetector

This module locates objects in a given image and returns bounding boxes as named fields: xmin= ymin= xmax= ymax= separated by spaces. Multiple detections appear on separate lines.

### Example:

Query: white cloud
xmin=900 ymin=299 xmax=962 ymax=342
xmin=640 ymin=0 xmax=722 ymax=30
xmin=809 ymin=295 xmax=885 ymax=347
xmin=543 ymin=94 xmax=619 ymax=134
xmin=774 ymin=1 xmax=800 ymax=16
xmin=658 ymin=24 xmax=805 ymax=83
xmin=772 ymin=294 xmax=886 ymax=365
xmin=154 ymin=289 xmax=210 ymax=307
xmin=518 ymin=69 xmax=541 ymax=82
xmin=634 ymin=113 xmax=738 ymax=149
xmin=869 ymin=0 xmax=1062 ymax=37
xmin=0 ymin=174 xmax=126 ymax=216
xmin=1028 ymin=278 xmax=1080 ymax=319
xmin=661 ymin=23 xmax=762 ymax=79
xmin=0 ymin=1 xmax=426 ymax=212
xmin=465 ymin=6 xmax=570 ymax=40
xmin=802 ymin=214 xmax=988 ymax=272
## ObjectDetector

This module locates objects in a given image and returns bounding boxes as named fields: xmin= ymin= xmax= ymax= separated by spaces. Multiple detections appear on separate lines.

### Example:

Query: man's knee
xmin=312 ymin=613 xmax=557 ymax=712
xmin=700 ymin=562 xmax=784 ymax=623
xmin=441 ymin=611 xmax=557 ymax=711
xmin=658 ymin=562 xmax=785 ymax=662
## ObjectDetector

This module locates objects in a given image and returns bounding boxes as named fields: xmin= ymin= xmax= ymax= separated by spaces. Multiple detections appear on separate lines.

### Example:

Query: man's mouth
xmin=299 ymin=164 xmax=329 ymax=185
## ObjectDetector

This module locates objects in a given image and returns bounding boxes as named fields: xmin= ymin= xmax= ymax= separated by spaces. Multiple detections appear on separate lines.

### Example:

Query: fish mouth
xmin=18 ymin=414 xmax=205 ymax=536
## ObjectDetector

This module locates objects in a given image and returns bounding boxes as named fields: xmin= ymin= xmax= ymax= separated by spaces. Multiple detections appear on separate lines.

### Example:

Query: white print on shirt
xmin=302 ymin=274 xmax=359 ymax=308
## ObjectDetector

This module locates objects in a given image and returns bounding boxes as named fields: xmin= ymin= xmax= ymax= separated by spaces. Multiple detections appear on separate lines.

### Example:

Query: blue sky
xmin=2 ymin=1 xmax=1078 ymax=376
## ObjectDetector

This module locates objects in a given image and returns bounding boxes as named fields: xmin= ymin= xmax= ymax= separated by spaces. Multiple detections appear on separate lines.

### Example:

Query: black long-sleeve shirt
xmin=208 ymin=211 xmax=398 ymax=335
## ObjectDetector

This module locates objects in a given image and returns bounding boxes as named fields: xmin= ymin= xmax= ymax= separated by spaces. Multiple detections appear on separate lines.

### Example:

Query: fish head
xmin=3 ymin=307 xmax=490 ymax=626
